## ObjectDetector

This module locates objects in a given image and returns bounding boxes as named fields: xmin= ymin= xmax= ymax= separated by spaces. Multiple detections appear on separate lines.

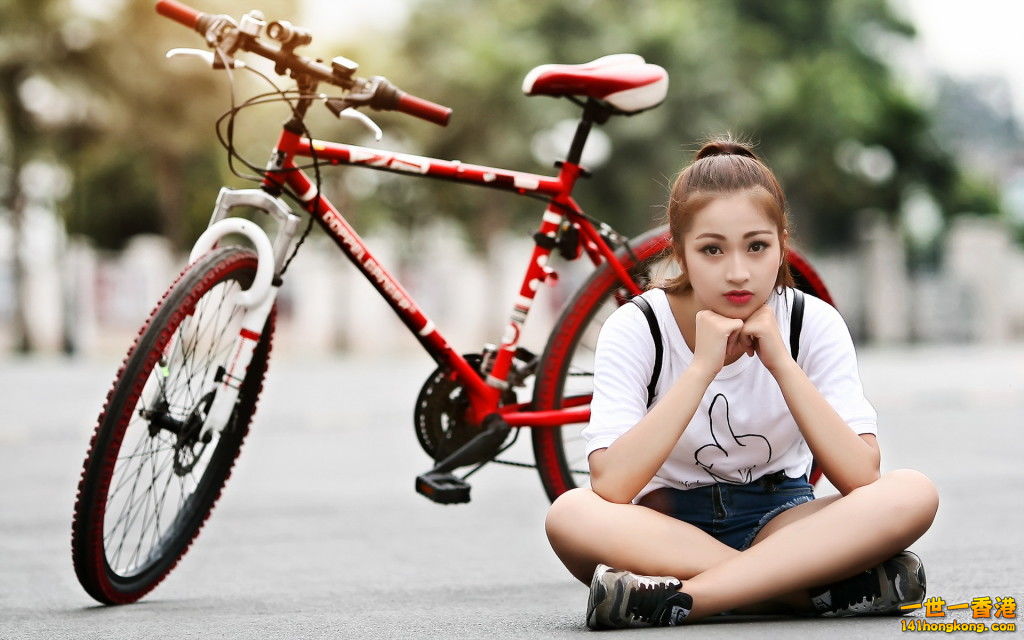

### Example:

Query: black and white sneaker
xmin=585 ymin=563 xmax=693 ymax=630
xmin=809 ymin=551 xmax=926 ymax=617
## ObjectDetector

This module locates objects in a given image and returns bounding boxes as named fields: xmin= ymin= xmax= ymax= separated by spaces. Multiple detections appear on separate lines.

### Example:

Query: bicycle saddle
xmin=522 ymin=54 xmax=668 ymax=113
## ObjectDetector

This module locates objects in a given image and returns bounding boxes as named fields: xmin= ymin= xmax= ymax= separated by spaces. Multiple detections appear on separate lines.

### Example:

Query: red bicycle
xmin=71 ymin=0 xmax=837 ymax=605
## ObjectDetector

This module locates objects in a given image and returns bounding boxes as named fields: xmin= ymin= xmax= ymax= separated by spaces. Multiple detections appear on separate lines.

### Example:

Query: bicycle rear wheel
xmin=531 ymin=225 xmax=835 ymax=502
xmin=531 ymin=226 xmax=674 ymax=502
xmin=72 ymin=246 xmax=275 ymax=604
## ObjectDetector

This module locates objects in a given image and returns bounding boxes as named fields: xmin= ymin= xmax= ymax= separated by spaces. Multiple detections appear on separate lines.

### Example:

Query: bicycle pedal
xmin=415 ymin=471 xmax=471 ymax=505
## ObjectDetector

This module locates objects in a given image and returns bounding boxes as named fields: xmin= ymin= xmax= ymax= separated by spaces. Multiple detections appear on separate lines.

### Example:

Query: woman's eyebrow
xmin=694 ymin=230 xmax=773 ymax=240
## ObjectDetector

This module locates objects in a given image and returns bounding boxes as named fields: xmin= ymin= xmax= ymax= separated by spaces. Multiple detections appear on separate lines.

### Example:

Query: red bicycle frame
xmin=262 ymin=126 xmax=642 ymax=427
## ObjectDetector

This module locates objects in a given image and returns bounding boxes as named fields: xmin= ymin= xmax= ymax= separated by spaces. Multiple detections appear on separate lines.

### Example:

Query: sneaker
xmin=809 ymin=551 xmax=926 ymax=617
xmin=585 ymin=563 xmax=693 ymax=629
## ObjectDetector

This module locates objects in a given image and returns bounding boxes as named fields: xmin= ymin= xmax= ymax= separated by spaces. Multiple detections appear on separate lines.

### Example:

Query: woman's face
xmin=678 ymin=192 xmax=786 ymax=319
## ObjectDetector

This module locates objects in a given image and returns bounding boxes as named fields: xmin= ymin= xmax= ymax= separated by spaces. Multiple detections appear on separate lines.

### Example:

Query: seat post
xmin=565 ymin=98 xmax=612 ymax=166
xmin=565 ymin=119 xmax=592 ymax=166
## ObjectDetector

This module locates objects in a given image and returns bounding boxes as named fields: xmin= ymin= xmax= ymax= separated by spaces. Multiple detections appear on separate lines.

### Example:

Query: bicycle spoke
xmin=102 ymin=276 xmax=247 ymax=577
xmin=72 ymin=248 xmax=274 ymax=604
xmin=108 ymin=439 xmax=172 ymax=572
xmin=541 ymin=252 xmax=676 ymax=494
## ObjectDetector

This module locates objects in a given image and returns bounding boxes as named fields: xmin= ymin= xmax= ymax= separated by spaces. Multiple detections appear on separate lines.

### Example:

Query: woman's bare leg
xmin=546 ymin=488 xmax=736 ymax=583
xmin=546 ymin=487 xmax=814 ymax=612
xmin=680 ymin=469 xmax=939 ymax=621
xmin=725 ymin=492 xmax=843 ymax=614
xmin=545 ymin=468 xmax=938 ymax=618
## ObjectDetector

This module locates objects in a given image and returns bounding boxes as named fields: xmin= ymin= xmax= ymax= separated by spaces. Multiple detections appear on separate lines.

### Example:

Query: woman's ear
xmin=673 ymin=239 xmax=687 ymax=275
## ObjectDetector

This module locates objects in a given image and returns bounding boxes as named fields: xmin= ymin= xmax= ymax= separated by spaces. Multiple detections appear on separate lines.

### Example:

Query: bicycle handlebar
xmin=156 ymin=0 xmax=203 ymax=31
xmin=395 ymin=94 xmax=451 ymax=126
xmin=153 ymin=0 xmax=452 ymax=126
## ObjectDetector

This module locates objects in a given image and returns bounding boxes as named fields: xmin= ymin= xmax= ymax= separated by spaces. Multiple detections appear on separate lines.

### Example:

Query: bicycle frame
xmin=260 ymin=125 xmax=643 ymax=428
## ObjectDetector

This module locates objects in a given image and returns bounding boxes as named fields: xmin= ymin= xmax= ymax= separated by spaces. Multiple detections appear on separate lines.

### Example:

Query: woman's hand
xmin=691 ymin=304 xmax=794 ymax=377
xmin=739 ymin=304 xmax=793 ymax=374
xmin=691 ymin=309 xmax=745 ymax=378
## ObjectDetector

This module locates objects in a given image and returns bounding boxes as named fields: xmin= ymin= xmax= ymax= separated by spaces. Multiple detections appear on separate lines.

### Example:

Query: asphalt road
xmin=1 ymin=342 xmax=1021 ymax=639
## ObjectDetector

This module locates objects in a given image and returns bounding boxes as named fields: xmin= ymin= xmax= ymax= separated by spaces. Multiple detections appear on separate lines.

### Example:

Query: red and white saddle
xmin=522 ymin=54 xmax=668 ymax=113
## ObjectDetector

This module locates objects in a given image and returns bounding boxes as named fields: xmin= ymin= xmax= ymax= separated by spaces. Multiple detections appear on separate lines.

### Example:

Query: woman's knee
xmin=876 ymin=469 xmax=940 ymax=534
xmin=883 ymin=469 xmax=940 ymax=513
xmin=545 ymin=487 xmax=599 ymax=542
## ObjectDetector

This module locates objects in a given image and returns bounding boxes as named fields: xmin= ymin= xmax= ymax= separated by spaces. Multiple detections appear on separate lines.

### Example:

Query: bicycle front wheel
xmin=72 ymin=246 xmax=275 ymax=604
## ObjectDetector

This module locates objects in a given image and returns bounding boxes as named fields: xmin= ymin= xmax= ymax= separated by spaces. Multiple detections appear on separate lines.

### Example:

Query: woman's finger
xmin=726 ymin=328 xmax=738 ymax=354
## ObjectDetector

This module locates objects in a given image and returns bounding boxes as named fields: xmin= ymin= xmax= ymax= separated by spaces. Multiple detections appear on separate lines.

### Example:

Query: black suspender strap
xmin=628 ymin=296 xmax=662 ymax=408
xmin=790 ymin=288 xmax=805 ymax=361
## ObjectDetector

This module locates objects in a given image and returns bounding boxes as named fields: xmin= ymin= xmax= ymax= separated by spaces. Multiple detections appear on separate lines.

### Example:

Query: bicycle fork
xmin=174 ymin=188 xmax=302 ymax=442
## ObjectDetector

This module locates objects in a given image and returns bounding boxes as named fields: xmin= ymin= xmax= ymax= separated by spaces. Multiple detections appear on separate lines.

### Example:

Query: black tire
xmin=530 ymin=225 xmax=836 ymax=502
xmin=71 ymin=246 xmax=275 ymax=604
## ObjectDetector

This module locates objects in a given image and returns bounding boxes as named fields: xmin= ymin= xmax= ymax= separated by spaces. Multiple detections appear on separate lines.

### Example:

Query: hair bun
xmin=695 ymin=139 xmax=759 ymax=162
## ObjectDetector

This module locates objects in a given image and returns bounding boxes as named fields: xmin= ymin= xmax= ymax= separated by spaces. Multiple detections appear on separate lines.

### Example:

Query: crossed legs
xmin=545 ymin=469 xmax=939 ymax=622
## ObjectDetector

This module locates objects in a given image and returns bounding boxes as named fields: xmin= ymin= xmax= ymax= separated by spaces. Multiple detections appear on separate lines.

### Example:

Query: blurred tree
xmin=65 ymin=0 xmax=297 ymax=249
xmin=343 ymin=0 xmax=976 ymax=256
xmin=5 ymin=0 xmax=1000 ymax=349
xmin=930 ymin=75 xmax=1023 ymax=182
xmin=1 ymin=0 xmax=297 ymax=352
xmin=1 ymin=0 xmax=104 ymax=352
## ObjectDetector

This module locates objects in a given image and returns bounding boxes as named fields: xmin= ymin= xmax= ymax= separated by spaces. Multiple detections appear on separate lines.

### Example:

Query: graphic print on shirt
xmin=694 ymin=393 xmax=772 ymax=484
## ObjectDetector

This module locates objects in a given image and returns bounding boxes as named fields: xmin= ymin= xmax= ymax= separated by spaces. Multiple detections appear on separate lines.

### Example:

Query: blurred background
xmin=2 ymin=0 xmax=1024 ymax=358
xmin=3 ymin=4 xmax=1023 ymax=630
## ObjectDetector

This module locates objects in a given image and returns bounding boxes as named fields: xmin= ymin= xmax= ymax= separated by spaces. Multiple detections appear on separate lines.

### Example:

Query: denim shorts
xmin=637 ymin=470 xmax=815 ymax=551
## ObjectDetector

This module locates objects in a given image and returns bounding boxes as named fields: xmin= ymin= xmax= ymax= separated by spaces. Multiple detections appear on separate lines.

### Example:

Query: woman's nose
xmin=727 ymin=255 xmax=750 ymax=283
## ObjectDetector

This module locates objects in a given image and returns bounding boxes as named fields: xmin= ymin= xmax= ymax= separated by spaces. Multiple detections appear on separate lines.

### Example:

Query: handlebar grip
xmin=395 ymin=93 xmax=452 ymax=127
xmin=155 ymin=0 xmax=204 ymax=30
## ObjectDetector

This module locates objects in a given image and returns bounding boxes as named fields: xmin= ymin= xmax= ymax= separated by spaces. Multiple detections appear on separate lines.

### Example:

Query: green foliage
xmin=339 ymin=0 xmax=979 ymax=253
xmin=949 ymin=172 xmax=1002 ymax=218
xmin=67 ymin=149 xmax=159 ymax=247
xmin=66 ymin=144 xmax=225 ymax=249
xmin=8 ymin=0 xmax=297 ymax=249
xmin=6 ymin=0 xmax=1005 ymax=255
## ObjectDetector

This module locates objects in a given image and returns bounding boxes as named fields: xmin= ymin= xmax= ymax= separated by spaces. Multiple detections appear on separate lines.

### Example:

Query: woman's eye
xmin=699 ymin=241 xmax=768 ymax=256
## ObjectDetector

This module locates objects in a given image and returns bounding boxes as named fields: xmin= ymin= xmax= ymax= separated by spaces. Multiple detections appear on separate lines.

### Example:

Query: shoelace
xmin=625 ymin=577 xmax=682 ymax=623
xmin=830 ymin=567 xmax=883 ymax=611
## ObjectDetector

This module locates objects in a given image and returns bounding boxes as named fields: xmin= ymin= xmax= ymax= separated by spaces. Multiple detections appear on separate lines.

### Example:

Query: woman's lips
xmin=724 ymin=293 xmax=753 ymax=304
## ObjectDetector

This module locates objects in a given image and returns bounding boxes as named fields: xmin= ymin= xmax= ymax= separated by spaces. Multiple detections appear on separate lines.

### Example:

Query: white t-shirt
xmin=582 ymin=286 xmax=877 ymax=503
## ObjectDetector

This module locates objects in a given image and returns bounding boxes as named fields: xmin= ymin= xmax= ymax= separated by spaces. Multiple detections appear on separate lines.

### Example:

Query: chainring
xmin=414 ymin=353 xmax=516 ymax=465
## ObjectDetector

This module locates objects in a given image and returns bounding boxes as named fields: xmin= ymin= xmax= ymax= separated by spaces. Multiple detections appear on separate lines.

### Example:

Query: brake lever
xmin=165 ymin=47 xmax=246 ymax=69
xmin=324 ymin=98 xmax=383 ymax=141
xmin=341 ymin=108 xmax=383 ymax=141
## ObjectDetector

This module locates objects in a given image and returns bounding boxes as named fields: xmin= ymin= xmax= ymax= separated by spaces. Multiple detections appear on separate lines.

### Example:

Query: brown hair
xmin=660 ymin=137 xmax=796 ymax=295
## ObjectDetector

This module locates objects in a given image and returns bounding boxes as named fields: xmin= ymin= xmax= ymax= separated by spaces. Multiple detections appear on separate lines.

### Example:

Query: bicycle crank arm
xmin=415 ymin=414 xmax=510 ymax=504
